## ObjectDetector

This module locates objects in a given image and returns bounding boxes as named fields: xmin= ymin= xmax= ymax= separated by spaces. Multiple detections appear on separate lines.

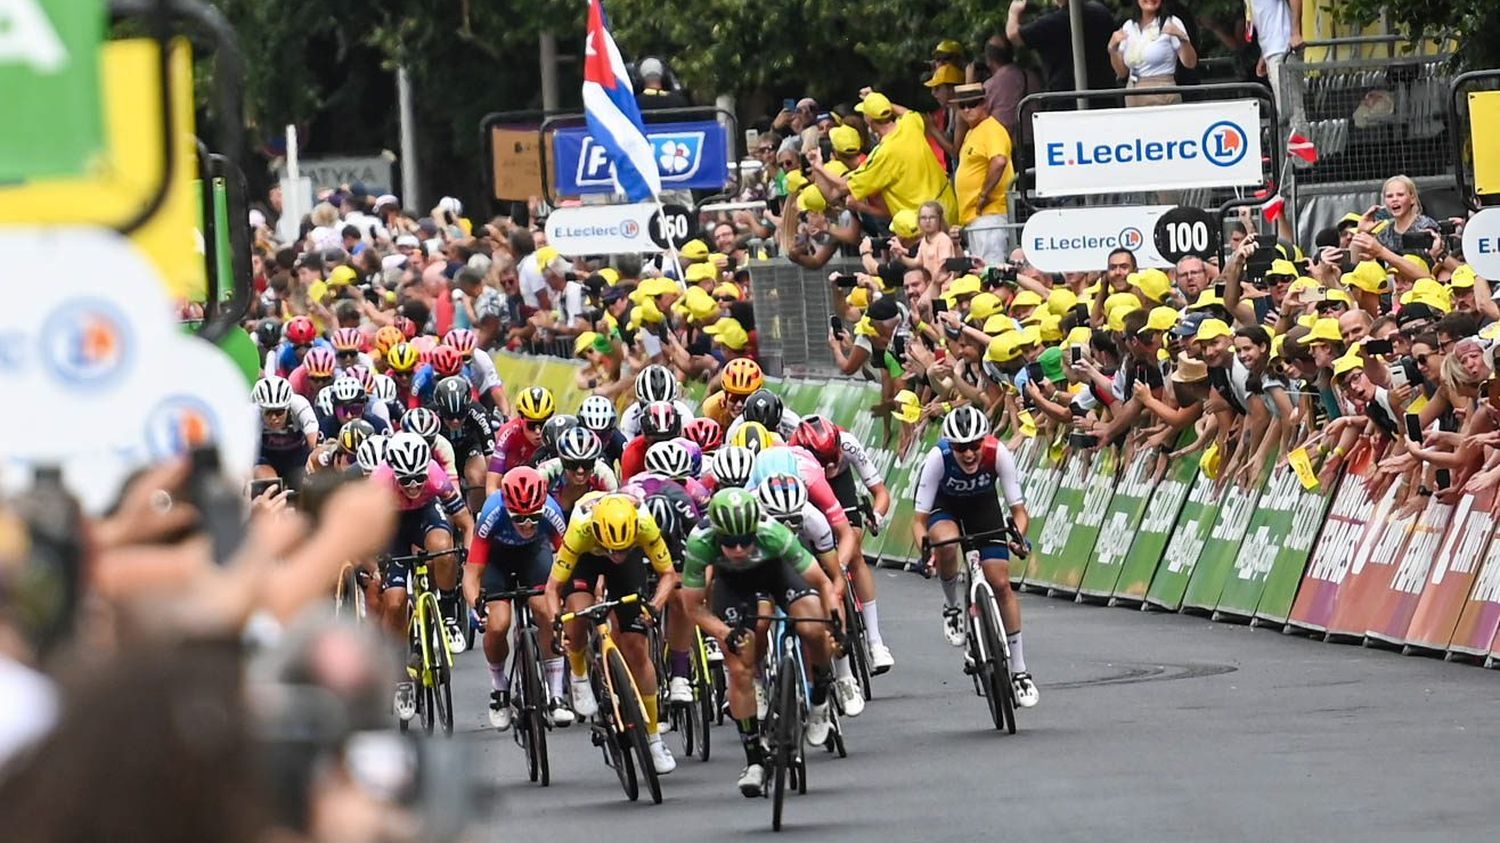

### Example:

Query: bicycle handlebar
xmin=561 ymin=592 xmax=640 ymax=624
xmin=924 ymin=524 xmax=1029 ymax=558
xmin=381 ymin=547 xmax=464 ymax=565
xmin=485 ymin=585 xmax=546 ymax=602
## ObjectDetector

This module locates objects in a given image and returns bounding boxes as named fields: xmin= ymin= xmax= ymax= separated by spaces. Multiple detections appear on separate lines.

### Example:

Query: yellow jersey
xmin=699 ymin=391 xmax=738 ymax=428
xmin=551 ymin=494 xmax=674 ymax=581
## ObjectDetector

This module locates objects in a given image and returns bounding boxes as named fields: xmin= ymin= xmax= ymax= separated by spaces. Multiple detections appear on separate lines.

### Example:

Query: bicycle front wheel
xmin=771 ymin=654 xmax=800 ymax=831
xmin=976 ymin=593 xmax=1013 ymax=733
xmin=520 ymin=629 xmax=549 ymax=785
xmin=843 ymin=589 xmax=874 ymax=701
xmin=609 ymin=648 xmax=661 ymax=805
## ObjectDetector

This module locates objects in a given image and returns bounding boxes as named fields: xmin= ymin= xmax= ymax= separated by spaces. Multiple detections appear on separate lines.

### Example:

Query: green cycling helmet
xmin=708 ymin=487 xmax=761 ymax=536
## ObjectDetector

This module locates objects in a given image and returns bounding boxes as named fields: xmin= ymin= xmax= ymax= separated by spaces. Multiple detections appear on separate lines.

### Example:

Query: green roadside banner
xmin=1214 ymin=466 xmax=1326 ymax=621
xmin=1078 ymin=447 xmax=1160 ymax=600
xmin=1029 ymin=447 xmax=1117 ymax=593
xmin=1017 ymin=436 xmax=1065 ymax=583
xmin=1250 ymin=477 xmax=1331 ymax=625
xmin=1180 ymin=474 xmax=1263 ymax=613
xmin=1113 ymin=443 xmax=1200 ymax=603
xmin=1144 ymin=463 xmax=1220 ymax=610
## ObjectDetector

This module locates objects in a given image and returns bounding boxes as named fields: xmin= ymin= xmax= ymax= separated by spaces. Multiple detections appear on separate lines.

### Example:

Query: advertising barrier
xmin=551 ymin=119 xmax=730 ymax=195
xmin=502 ymin=356 xmax=1500 ymax=669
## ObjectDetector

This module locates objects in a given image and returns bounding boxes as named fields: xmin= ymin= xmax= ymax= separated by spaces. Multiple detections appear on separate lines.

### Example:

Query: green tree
xmin=1336 ymin=0 xmax=1500 ymax=69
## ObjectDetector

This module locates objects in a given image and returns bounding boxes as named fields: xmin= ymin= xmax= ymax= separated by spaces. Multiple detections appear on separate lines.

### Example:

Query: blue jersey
xmin=475 ymin=491 xmax=567 ymax=547
xmin=274 ymin=338 xmax=331 ymax=376
xmin=412 ymin=362 xmax=477 ymax=406
xmin=913 ymin=436 xmax=1024 ymax=514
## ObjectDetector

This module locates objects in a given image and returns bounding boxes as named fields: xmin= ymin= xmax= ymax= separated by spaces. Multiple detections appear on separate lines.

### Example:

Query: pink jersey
xmin=752 ymin=445 xmax=848 ymax=528
xmin=373 ymin=461 xmax=461 ymax=512
xmin=488 ymin=416 xmax=541 ymax=474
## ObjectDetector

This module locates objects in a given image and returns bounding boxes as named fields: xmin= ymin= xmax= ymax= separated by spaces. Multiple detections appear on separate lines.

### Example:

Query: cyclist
xmin=370 ymin=373 xmax=403 ymax=427
xmin=341 ymin=365 xmax=394 ymax=429
xmin=538 ymin=427 xmax=618 ymax=514
xmin=619 ymin=401 xmax=684 ymax=480
xmin=383 ymin=342 xmax=423 ymax=410
xmin=726 ymin=388 xmax=801 ymax=441
xmin=729 ymin=420 xmax=779 ymax=453
xmin=705 ymin=444 xmax=757 ymax=491
xmin=330 ymin=326 xmax=375 ymax=372
xmin=374 ymin=432 xmax=475 ymax=719
xmin=306 ymin=418 xmax=374 ymax=477
xmin=754 ymin=474 xmax=862 ymax=717
xmin=699 ymin=357 xmax=764 ymax=428
xmin=434 ymin=375 xmax=495 ymax=513
xmin=253 ymin=376 xmax=320 ymax=490
xmin=443 ymin=328 xmax=513 ymax=418
xmin=411 ymin=344 xmax=467 ymax=407
xmin=546 ymin=494 xmax=679 ymax=774
xmin=579 ymin=394 xmax=627 ymax=469
xmin=265 ymin=315 xmax=326 ymax=377
xmin=912 ymin=406 xmax=1037 ymax=708
xmin=683 ymin=417 xmax=724 ymax=456
xmin=465 ymin=467 xmax=572 ymax=730
xmin=316 ymin=377 xmax=392 ymax=440
xmin=533 ymin=414 xmax=580 ymax=467
xmin=372 ymin=324 xmax=406 ymax=369
xmin=620 ymin=364 xmax=695 ymax=438
xmin=353 ymin=434 xmax=388 ymax=477
xmin=289 ymin=346 xmax=338 ymax=403
xmin=680 ymin=488 xmax=841 ymax=798
xmin=789 ymin=416 xmax=894 ymax=674
xmin=487 ymin=386 xmax=555 ymax=493
xmin=749 ymin=445 xmax=859 ymax=591
xmin=400 ymin=407 xmax=459 ymax=483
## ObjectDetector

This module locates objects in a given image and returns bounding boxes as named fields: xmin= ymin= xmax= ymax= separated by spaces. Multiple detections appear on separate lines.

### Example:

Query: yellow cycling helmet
xmin=731 ymin=420 xmax=775 ymax=453
xmin=515 ymin=386 xmax=557 ymax=421
xmin=386 ymin=342 xmax=420 ymax=373
xmin=721 ymin=358 xmax=764 ymax=396
xmin=374 ymin=325 xmax=405 ymax=356
xmin=591 ymin=495 xmax=639 ymax=551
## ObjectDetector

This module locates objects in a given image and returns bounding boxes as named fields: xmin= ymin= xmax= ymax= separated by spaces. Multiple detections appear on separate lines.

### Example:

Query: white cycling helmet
xmin=578 ymin=394 xmax=618 ymax=432
xmin=557 ymin=426 xmax=602 ymax=462
xmin=754 ymin=473 xmax=808 ymax=520
xmin=252 ymin=376 xmax=293 ymax=410
xmin=385 ymin=431 xmax=430 ymax=477
xmin=942 ymin=405 xmax=989 ymax=444
xmin=370 ymin=373 xmax=398 ymax=404
xmin=402 ymin=407 xmax=441 ymax=442
xmin=710 ymin=445 xmax=757 ymax=488
xmin=315 ymin=386 xmax=336 ymax=418
xmin=330 ymin=376 xmax=365 ymax=405
xmin=646 ymin=440 xmax=693 ymax=480
xmin=355 ymin=434 xmax=388 ymax=475
xmin=635 ymin=364 xmax=677 ymax=404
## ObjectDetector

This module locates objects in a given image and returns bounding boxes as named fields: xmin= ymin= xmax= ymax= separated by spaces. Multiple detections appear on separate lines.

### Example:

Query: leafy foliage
xmin=1336 ymin=0 xmax=1500 ymax=69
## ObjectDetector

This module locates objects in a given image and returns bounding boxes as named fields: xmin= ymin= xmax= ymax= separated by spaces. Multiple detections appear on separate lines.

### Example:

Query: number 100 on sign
xmin=1153 ymin=207 xmax=1220 ymax=263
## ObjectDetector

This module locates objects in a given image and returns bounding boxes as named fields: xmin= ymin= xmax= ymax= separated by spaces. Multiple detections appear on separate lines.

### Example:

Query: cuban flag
xmin=582 ymin=0 xmax=661 ymax=202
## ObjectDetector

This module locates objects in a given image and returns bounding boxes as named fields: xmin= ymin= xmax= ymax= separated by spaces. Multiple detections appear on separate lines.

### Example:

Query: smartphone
xmin=1404 ymin=412 xmax=1423 ymax=443
xmin=943 ymin=256 xmax=972 ymax=273
xmin=1400 ymin=230 xmax=1437 ymax=252
xmin=829 ymin=315 xmax=845 ymax=338
xmin=1070 ymin=346 xmax=1083 ymax=366
xmin=783 ymin=98 xmax=797 ymax=111
xmin=1067 ymin=432 xmax=1099 ymax=449
xmin=1389 ymin=363 xmax=1408 ymax=390
xmin=249 ymin=478 xmax=281 ymax=499
xmin=744 ymin=129 xmax=758 ymax=153
xmin=1363 ymin=338 xmax=1394 ymax=356
xmin=1214 ymin=281 xmax=1227 ymax=298
xmin=832 ymin=274 xmax=860 ymax=289
xmin=1026 ymin=361 xmax=1044 ymax=382
xmin=932 ymin=297 xmax=949 ymax=315
xmin=1436 ymin=468 xmax=1452 ymax=489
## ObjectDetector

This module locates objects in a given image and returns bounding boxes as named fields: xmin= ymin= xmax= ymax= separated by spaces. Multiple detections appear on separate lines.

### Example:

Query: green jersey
xmin=681 ymin=517 xmax=816 ymax=589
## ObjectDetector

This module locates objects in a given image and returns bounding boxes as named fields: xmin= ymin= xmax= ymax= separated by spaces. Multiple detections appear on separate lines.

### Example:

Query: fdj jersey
xmin=913 ymin=436 xmax=1024 ymax=512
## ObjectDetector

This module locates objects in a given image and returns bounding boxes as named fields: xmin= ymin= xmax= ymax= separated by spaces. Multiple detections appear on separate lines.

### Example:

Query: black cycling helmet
xmin=433 ymin=375 xmax=471 ymax=419
xmin=643 ymin=494 xmax=682 ymax=540
xmin=541 ymin=414 xmax=580 ymax=448
xmin=256 ymin=318 xmax=282 ymax=350
xmin=741 ymin=389 xmax=784 ymax=429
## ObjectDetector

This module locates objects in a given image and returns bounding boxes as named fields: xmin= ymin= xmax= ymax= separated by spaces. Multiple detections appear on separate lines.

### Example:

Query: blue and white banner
xmin=552 ymin=119 xmax=731 ymax=196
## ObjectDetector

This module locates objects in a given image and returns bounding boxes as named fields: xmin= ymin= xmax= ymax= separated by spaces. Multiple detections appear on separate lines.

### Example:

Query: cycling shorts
xmin=928 ymin=493 xmax=1010 ymax=562
xmin=560 ymin=552 xmax=650 ymax=635
xmin=258 ymin=446 xmax=309 ymax=490
xmin=828 ymin=469 xmax=864 ymax=529
xmin=711 ymin=559 xmax=817 ymax=630
xmin=384 ymin=503 xmax=453 ymax=589
xmin=480 ymin=540 xmax=552 ymax=598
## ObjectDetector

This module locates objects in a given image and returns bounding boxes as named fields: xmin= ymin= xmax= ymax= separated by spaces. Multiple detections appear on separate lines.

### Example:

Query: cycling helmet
xmin=516 ymin=386 xmax=556 ymax=421
xmin=591 ymin=495 xmax=640 ymax=551
xmin=578 ymin=395 xmax=618 ymax=433
xmin=338 ymin=418 xmax=375 ymax=453
xmin=501 ymin=466 xmax=549 ymax=515
xmin=443 ymin=328 xmax=478 ymax=359
xmin=344 ymin=364 xmax=376 ymax=393
xmin=385 ymin=432 xmax=431 ymax=478
xmin=790 ymin=416 xmax=841 ymax=467
xmin=355 ymin=435 xmax=388 ymax=475
xmin=304 ymin=346 xmax=337 ymax=378
xmin=708 ymin=487 xmax=761 ymax=535
xmin=755 ymin=473 xmax=808 ymax=521
xmin=641 ymin=401 xmax=682 ymax=440
xmin=370 ymin=374 xmax=397 ymax=404
xmin=330 ymin=376 xmax=365 ymax=405
xmin=710 ymin=446 xmax=757 ymax=488
xmin=683 ymin=417 xmax=724 ymax=453
xmin=645 ymin=440 xmax=693 ymax=480
xmin=942 ymin=405 xmax=989 ymax=444
xmin=374 ymin=325 xmax=405 ymax=355
xmin=331 ymin=327 xmax=363 ymax=353
xmin=721 ymin=358 xmax=764 ymax=396
xmin=679 ymin=438 xmax=704 ymax=478
xmin=433 ymin=376 xmax=471 ymax=419
xmin=252 ymin=376 xmax=294 ymax=410
xmin=385 ymin=342 xmax=420 ymax=373
xmin=284 ymin=315 xmax=317 ymax=345
xmin=642 ymin=495 xmax=682 ymax=540
xmin=557 ymin=427 xmax=603 ymax=462
xmin=541 ymin=414 xmax=579 ymax=448
xmin=315 ymin=386 xmax=335 ymax=418
xmin=429 ymin=344 xmax=464 ymax=377
xmin=730 ymin=420 xmax=774 ymax=454
xmin=393 ymin=315 xmax=418 ymax=340
xmin=742 ymin=389 xmax=784 ymax=429
xmin=403 ymin=407 xmax=441 ymax=442
xmin=255 ymin=318 xmax=282 ymax=350
xmin=634 ymin=364 xmax=678 ymax=404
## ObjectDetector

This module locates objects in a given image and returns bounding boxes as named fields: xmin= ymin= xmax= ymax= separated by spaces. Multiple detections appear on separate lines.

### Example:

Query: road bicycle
xmin=926 ymin=525 xmax=1027 ymax=734
xmin=840 ymin=502 xmax=879 ymax=702
xmin=646 ymin=593 xmax=716 ymax=763
xmin=383 ymin=547 xmax=462 ymax=736
xmin=562 ymin=593 xmax=662 ymax=804
xmin=487 ymin=585 xmax=551 ymax=786
xmin=333 ymin=561 xmax=371 ymax=623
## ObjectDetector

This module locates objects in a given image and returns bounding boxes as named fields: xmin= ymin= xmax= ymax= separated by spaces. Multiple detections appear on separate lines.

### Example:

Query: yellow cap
xmin=683 ymin=286 xmax=719 ymax=321
xmin=1105 ymin=291 xmax=1140 ymax=313
xmin=705 ymin=317 xmax=749 ymax=350
xmin=968 ymin=292 xmax=1003 ymax=321
xmin=1451 ymin=264 xmax=1477 ymax=288
xmin=1298 ymin=317 xmax=1343 ymax=346
xmin=574 ymin=331 xmax=602 ymax=357
xmin=680 ymin=239 xmax=710 ymax=261
xmin=684 ymin=262 xmax=717 ymax=283
xmin=1345 ymin=260 xmax=1389 ymax=293
xmin=798 ymin=184 xmax=828 ymax=213
xmin=829 ymin=125 xmax=861 ymax=154
xmin=1187 ymin=288 xmax=1225 ymax=310
xmin=1319 ymin=288 xmax=1354 ymax=307
xmin=1145 ymin=306 xmax=1180 ymax=333
xmin=1193 ymin=318 xmax=1233 ymax=343
xmin=627 ymin=299 xmax=664 ymax=330
xmin=1047 ymin=287 xmax=1079 ymax=316
xmin=1106 ymin=301 xmax=1141 ymax=333
xmin=856 ymin=91 xmax=894 ymax=120
xmin=925 ymin=64 xmax=964 ymax=87
xmin=1065 ymin=326 xmax=1092 ymax=348
xmin=1131 ymin=268 xmax=1172 ymax=303
xmin=986 ymin=331 xmax=1022 ymax=363
xmin=307 ymin=280 xmax=330 ymax=303
xmin=783 ymin=171 xmax=808 ymax=196
xmin=846 ymin=288 xmax=870 ymax=310
xmin=709 ymin=252 xmax=731 ymax=268
xmin=933 ymin=38 xmax=965 ymax=56
xmin=1412 ymin=277 xmax=1452 ymax=308
xmin=824 ymin=160 xmax=850 ymax=178
xmin=982 ymin=314 xmax=1012 ymax=335
xmin=1267 ymin=258 xmax=1298 ymax=278
xmin=714 ymin=282 xmax=742 ymax=301
xmin=329 ymin=265 xmax=358 ymax=286
xmin=598 ymin=266 xmax=620 ymax=285
xmin=947 ymin=274 xmax=982 ymax=298
xmin=1038 ymin=313 xmax=1063 ymax=343
xmin=535 ymin=246 xmax=560 ymax=268
xmin=1332 ymin=351 xmax=1364 ymax=379
xmin=1010 ymin=289 xmax=1045 ymax=312
xmin=1288 ymin=276 xmax=1321 ymax=296
xmin=893 ymin=390 xmax=922 ymax=423
xmin=1019 ymin=324 xmax=1042 ymax=347
xmin=1403 ymin=253 xmax=1431 ymax=275
xmin=890 ymin=209 xmax=920 ymax=239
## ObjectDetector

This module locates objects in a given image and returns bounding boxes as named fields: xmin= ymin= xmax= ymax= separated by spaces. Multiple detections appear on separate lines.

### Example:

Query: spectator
xmin=1006 ymin=0 xmax=1118 ymax=97
xmin=1109 ymin=0 xmax=1198 ymax=106
xmin=816 ymin=91 xmax=957 ymax=223
xmin=901 ymin=200 xmax=960 ymax=282
xmin=636 ymin=56 xmax=689 ymax=110
xmin=923 ymin=63 xmax=965 ymax=170
xmin=983 ymin=36 xmax=1034 ymax=142
xmin=951 ymin=83 xmax=1016 ymax=265
xmin=1246 ymin=0 xmax=1305 ymax=125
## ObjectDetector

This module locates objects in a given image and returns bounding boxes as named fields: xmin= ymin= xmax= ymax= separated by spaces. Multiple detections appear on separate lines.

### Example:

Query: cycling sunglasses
xmin=391 ymin=370 xmax=414 ymax=379
xmin=719 ymin=534 xmax=756 ymax=548
xmin=396 ymin=473 xmax=426 ymax=488
xmin=336 ymin=349 xmax=360 ymax=359
xmin=512 ymin=514 xmax=541 ymax=526
xmin=951 ymin=440 xmax=982 ymax=453
xmin=563 ymin=459 xmax=593 ymax=472
xmin=524 ymin=420 xmax=546 ymax=431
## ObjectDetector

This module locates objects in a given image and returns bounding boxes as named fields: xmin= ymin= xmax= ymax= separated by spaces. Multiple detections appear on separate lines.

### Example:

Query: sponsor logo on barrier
xmin=1392 ymin=505 xmax=1451 ymax=595
xmin=1210 ymin=485 xmax=1256 ymax=541
xmin=1471 ymin=549 xmax=1500 ymax=604
xmin=41 ymin=297 xmax=129 ymax=385
xmin=1094 ymin=511 xmax=1133 ymax=567
xmin=1285 ymin=490 xmax=1323 ymax=552
xmin=1079 ymin=472 xmax=1112 ymax=527
xmin=143 ymin=395 xmax=217 ymax=459
xmin=1162 ymin=518 xmax=1206 ymax=574
xmin=1141 ymin=479 xmax=1187 ymax=534
xmin=1117 ymin=453 xmax=1155 ymax=500
xmin=1435 ymin=510 xmax=1492 ymax=584
xmin=1038 ymin=503 xmax=1073 ymax=556
xmin=1306 ymin=474 xmax=1373 ymax=583
xmin=1234 ymin=524 xmax=1279 ymax=581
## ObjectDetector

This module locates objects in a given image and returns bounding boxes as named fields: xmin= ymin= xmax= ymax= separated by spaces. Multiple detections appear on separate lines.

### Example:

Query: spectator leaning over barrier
xmin=1006 ymin=0 xmax=1118 ymax=96
xmin=1109 ymin=0 xmax=1197 ymax=106
xmin=813 ymin=90 xmax=957 ymax=223
xmin=952 ymin=83 xmax=1016 ymax=266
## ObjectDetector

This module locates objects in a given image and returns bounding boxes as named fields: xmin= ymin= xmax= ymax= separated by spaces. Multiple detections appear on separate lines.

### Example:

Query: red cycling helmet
xmin=393 ymin=315 xmax=418 ymax=340
xmin=304 ymin=346 xmax=337 ymax=378
xmin=501 ymin=466 xmax=549 ymax=515
xmin=285 ymin=316 xmax=317 ymax=345
xmin=331 ymin=327 xmax=363 ymax=352
xmin=683 ymin=417 xmax=724 ymax=453
xmin=642 ymin=401 xmax=682 ymax=440
xmin=791 ymin=416 xmax=841 ymax=467
xmin=429 ymin=344 xmax=464 ymax=377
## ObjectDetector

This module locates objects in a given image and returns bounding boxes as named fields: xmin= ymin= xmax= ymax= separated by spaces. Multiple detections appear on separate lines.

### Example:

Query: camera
xmin=1363 ymin=338 xmax=1393 ymax=356
xmin=983 ymin=264 xmax=1018 ymax=288
xmin=1400 ymin=230 xmax=1437 ymax=253
xmin=943 ymin=257 xmax=972 ymax=274
xmin=832 ymin=274 xmax=860 ymax=289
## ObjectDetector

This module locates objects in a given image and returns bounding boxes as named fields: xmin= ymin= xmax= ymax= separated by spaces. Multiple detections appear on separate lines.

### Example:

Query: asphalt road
xmin=449 ymin=568 xmax=1498 ymax=841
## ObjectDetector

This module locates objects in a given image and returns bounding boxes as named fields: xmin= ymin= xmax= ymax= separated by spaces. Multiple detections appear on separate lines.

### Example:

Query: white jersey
xmin=794 ymin=502 xmax=836 ymax=555
xmin=619 ymin=399 xmax=697 ymax=439
xmin=833 ymin=429 xmax=883 ymax=488
xmin=726 ymin=407 xmax=803 ymax=442
xmin=467 ymin=351 xmax=504 ymax=395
